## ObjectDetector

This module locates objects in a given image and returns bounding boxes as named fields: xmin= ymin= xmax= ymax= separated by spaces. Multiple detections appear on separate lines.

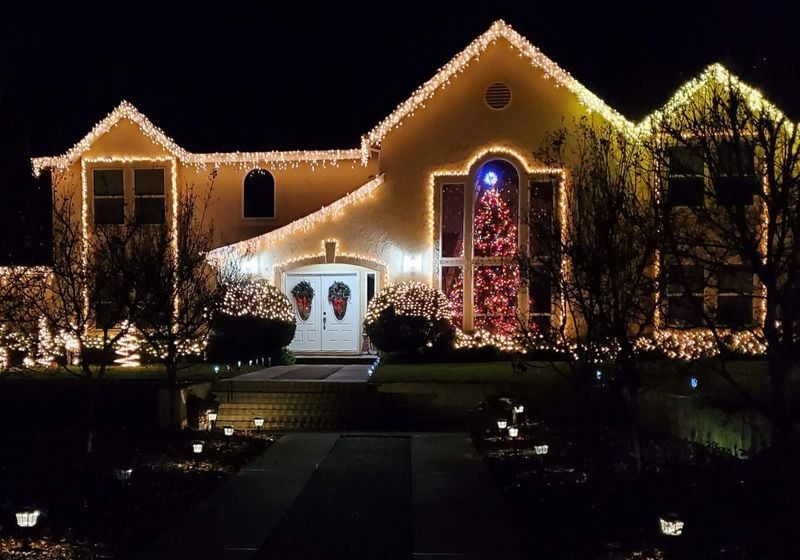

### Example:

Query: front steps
xmin=293 ymin=353 xmax=377 ymax=365
xmin=213 ymin=381 xmax=373 ymax=431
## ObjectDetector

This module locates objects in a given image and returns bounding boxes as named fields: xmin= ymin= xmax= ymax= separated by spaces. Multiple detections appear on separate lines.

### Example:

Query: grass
xmin=371 ymin=360 xmax=569 ymax=384
xmin=0 ymin=362 xmax=266 ymax=382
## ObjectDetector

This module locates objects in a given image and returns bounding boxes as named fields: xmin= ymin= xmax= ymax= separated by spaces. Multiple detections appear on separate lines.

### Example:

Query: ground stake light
xmin=659 ymin=515 xmax=685 ymax=536
xmin=15 ymin=508 xmax=41 ymax=528
xmin=223 ymin=425 xmax=235 ymax=436
xmin=497 ymin=418 xmax=508 ymax=430
xmin=192 ymin=441 xmax=204 ymax=454
xmin=534 ymin=445 xmax=549 ymax=456
xmin=253 ymin=417 xmax=265 ymax=431
xmin=507 ymin=426 xmax=519 ymax=438
xmin=114 ymin=468 xmax=133 ymax=486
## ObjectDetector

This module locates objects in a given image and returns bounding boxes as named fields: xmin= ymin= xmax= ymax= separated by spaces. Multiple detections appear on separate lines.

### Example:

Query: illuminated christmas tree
xmin=473 ymin=185 xmax=520 ymax=334
xmin=114 ymin=322 xmax=142 ymax=367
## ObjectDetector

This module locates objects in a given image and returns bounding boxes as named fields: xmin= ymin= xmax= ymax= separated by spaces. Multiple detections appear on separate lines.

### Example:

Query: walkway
xmin=136 ymin=433 xmax=526 ymax=560
xmin=233 ymin=364 xmax=371 ymax=382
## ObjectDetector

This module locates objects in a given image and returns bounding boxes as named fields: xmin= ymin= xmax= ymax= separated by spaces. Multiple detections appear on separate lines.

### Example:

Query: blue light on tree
xmin=596 ymin=370 xmax=602 ymax=380
xmin=689 ymin=376 xmax=699 ymax=390
xmin=483 ymin=170 xmax=499 ymax=187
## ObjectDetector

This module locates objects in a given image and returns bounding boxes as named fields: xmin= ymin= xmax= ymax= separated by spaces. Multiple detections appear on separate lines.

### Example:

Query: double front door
xmin=286 ymin=273 xmax=359 ymax=352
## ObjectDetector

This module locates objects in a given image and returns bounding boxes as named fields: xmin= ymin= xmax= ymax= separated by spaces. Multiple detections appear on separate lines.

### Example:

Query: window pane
xmin=529 ymin=179 xmax=554 ymax=256
xmin=719 ymin=142 xmax=754 ymax=176
xmin=474 ymin=160 xmax=518 ymax=257
xmin=668 ymin=147 xmax=703 ymax=176
xmin=716 ymin=176 xmax=756 ymax=206
xmin=244 ymin=169 xmax=276 ymax=218
xmin=667 ymin=177 xmax=704 ymax=207
xmin=666 ymin=294 xmax=704 ymax=326
xmin=93 ymin=169 xmax=123 ymax=196
xmin=134 ymin=168 xmax=165 ymax=195
xmin=94 ymin=199 xmax=124 ymax=225
xmin=441 ymin=266 xmax=463 ymax=329
xmin=666 ymin=264 xmax=704 ymax=294
xmin=528 ymin=315 xmax=551 ymax=336
xmin=367 ymin=274 xmax=376 ymax=303
xmin=135 ymin=198 xmax=165 ymax=224
xmin=716 ymin=266 xmax=753 ymax=293
xmin=717 ymin=295 xmax=753 ymax=327
xmin=441 ymin=184 xmax=464 ymax=258
xmin=528 ymin=268 xmax=551 ymax=314
xmin=474 ymin=264 xmax=519 ymax=334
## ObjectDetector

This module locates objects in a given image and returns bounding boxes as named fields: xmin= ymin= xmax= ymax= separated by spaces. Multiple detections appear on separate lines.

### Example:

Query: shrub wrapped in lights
xmin=207 ymin=280 xmax=296 ymax=364
xmin=364 ymin=282 xmax=456 ymax=354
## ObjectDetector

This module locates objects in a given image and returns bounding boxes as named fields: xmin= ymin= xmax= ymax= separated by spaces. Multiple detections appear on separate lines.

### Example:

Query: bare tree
xmin=128 ymin=173 xmax=232 ymax=428
xmin=23 ymin=187 xmax=139 ymax=452
xmin=519 ymin=117 xmax=660 ymax=475
xmin=647 ymin=73 xmax=800 ymax=456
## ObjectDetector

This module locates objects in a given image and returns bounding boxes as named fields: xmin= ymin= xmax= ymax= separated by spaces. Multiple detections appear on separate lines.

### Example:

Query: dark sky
xmin=1 ymin=1 xmax=796 ymax=263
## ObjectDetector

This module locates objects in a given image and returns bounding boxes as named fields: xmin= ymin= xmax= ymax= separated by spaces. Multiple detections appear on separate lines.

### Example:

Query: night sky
xmin=0 ymin=1 xmax=795 ymax=264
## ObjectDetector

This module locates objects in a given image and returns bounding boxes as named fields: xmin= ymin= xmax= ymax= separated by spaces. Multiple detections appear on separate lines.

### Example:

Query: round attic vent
xmin=484 ymin=82 xmax=512 ymax=110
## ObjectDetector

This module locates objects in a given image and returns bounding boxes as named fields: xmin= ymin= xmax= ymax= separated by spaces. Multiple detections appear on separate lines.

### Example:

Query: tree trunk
xmin=84 ymin=374 xmax=97 ymax=454
xmin=619 ymin=357 xmax=643 ymax=478
xmin=768 ymin=349 xmax=792 ymax=460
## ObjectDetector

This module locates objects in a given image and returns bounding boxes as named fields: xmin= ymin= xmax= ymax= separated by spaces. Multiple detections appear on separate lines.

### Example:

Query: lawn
xmin=0 ymin=362 xmax=266 ymax=381
xmin=0 ymin=426 xmax=277 ymax=559
xmin=370 ymin=360 xmax=570 ymax=384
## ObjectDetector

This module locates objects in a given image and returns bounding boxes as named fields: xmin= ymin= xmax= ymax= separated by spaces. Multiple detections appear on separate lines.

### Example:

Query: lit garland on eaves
xmin=220 ymin=279 xmax=296 ymax=323
xmin=211 ymin=174 xmax=385 ymax=259
xmin=31 ymin=22 xmax=792 ymax=178
xmin=31 ymin=101 xmax=363 ymax=177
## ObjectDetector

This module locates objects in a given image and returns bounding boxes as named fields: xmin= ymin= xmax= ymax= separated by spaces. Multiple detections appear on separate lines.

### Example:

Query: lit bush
xmin=207 ymin=279 xmax=296 ymax=363
xmin=364 ymin=282 xmax=456 ymax=354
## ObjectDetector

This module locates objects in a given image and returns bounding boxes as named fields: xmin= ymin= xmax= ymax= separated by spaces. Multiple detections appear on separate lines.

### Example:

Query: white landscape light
xmin=15 ymin=508 xmax=41 ymax=528
xmin=507 ymin=426 xmax=519 ymax=438
xmin=213 ymin=365 xmax=220 ymax=375
xmin=534 ymin=444 xmax=549 ymax=455
xmin=513 ymin=404 xmax=524 ymax=414
xmin=207 ymin=410 xmax=218 ymax=422
xmin=253 ymin=417 xmax=265 ymax=429
xmin=114 ymin=468 xmax=133 ymax=485
xmin=223 ymin=425 xmax=235 ymax=436
xmin=192 ymin=441 xmax=204 ymax=454
xmin=496 ymin=418 xmax=508 ymax=430
xmin=659 ymin=515 xmax=685 ymax=536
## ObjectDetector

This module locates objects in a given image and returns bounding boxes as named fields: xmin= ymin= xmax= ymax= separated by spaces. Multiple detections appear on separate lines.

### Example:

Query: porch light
xmin=192 ymin=441 xmax=204 ymax=454
xmin=15 ymin=508 xmax=41 ymax=528
xmin=507 ymin=426 xmax=519 ymax=438
xmin=253 ymin=417 xmax=265 ymax=430
xmin=223 ymin=425 xmax=235 ymax=436
xmin=496 ymin=418 xmax=508 ymax=430
xmin=659 ymin=515 xmax=685 ymax=536
xmin=534 ymin=445 xmax=549 ymax=456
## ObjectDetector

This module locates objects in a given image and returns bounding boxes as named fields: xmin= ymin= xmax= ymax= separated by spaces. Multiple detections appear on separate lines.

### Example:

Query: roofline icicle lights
xmin=32 ymin=22 xmax=794 ymax=176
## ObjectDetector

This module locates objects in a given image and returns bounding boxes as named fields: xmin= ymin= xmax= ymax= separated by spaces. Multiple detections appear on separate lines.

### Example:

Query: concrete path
xmin=232 ymin=364 xmax=371 ymax=382
xmin=137 ymin=433 xmax=526 ymax=560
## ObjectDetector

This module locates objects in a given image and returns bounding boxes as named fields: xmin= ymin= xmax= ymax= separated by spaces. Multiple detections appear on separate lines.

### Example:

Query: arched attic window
xmin=243 ymin=169 xmax=276 ymax=218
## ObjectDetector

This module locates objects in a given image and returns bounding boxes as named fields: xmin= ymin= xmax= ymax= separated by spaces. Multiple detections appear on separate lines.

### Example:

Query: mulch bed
xmin=474 ymin=418 xmax=800 ymax=560
xmin=0 ymin=425 xmax=275 ymax=559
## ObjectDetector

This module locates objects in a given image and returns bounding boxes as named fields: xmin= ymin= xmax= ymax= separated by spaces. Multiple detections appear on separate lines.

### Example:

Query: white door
xmin=286 ymin=275 xmax=322 ymax=352
xmin=322 ymin=274 xmax=359 ymax=352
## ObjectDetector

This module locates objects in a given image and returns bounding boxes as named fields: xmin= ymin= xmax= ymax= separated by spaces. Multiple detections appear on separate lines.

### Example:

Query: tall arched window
xmin=243 ymin=169 xmax=276 ymax=218
xmin=438 ymin=159 xmax=521 ymax=334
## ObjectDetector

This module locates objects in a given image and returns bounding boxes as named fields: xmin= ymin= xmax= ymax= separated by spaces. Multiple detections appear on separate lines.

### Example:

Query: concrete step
xmin=213 ymin=380 xmax=371 ymax=394
xmin=294 ymin=354 xmax=377 ymax=365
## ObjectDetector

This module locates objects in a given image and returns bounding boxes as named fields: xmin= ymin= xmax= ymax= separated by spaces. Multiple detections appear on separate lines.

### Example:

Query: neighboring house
xmin=31 ymin=20 xmax=783 ymax=354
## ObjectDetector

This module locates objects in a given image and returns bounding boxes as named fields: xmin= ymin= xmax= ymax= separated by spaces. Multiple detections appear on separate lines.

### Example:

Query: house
xmin=32 ymin=20 xmax=784 ymax=355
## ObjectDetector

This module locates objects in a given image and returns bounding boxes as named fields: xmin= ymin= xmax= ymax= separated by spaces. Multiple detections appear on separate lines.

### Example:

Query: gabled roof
xmin=31 ymin=100 xmax=363 ymax=177
xmin=33 ymin=20 xmax=792 ymax=176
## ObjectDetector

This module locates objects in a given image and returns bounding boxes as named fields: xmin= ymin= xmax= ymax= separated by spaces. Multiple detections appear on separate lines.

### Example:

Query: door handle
xmin=323 ymin=312 xmax=327 ymax=330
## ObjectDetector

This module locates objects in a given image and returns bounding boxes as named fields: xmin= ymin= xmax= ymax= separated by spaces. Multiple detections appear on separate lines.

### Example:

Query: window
xmin=714 ymin=265 xmax=754 ymax=326
xmin=134 ymin=169 xmax=166 ymax=224
xmin=243 ymin=169 xmax=275 ymax=218
xmin=665 ymin=264 xmax=705 ymax=326
xmin=441 ymin=266 xmax=463 ymax=329
xmin=529 ymin=178 xmax=555 ymax=257
xmin=716 ymin=142 xmax=756 ymax=206
xmin=441 ymin=184 xmax=464 ymax=258
xmin=527 ymin=267 xmax=551 ymax=334
xmin=667 ymin=147 xmax=704 ymax=207
xmin=93 ymin=169 xmax=124 ymax=225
